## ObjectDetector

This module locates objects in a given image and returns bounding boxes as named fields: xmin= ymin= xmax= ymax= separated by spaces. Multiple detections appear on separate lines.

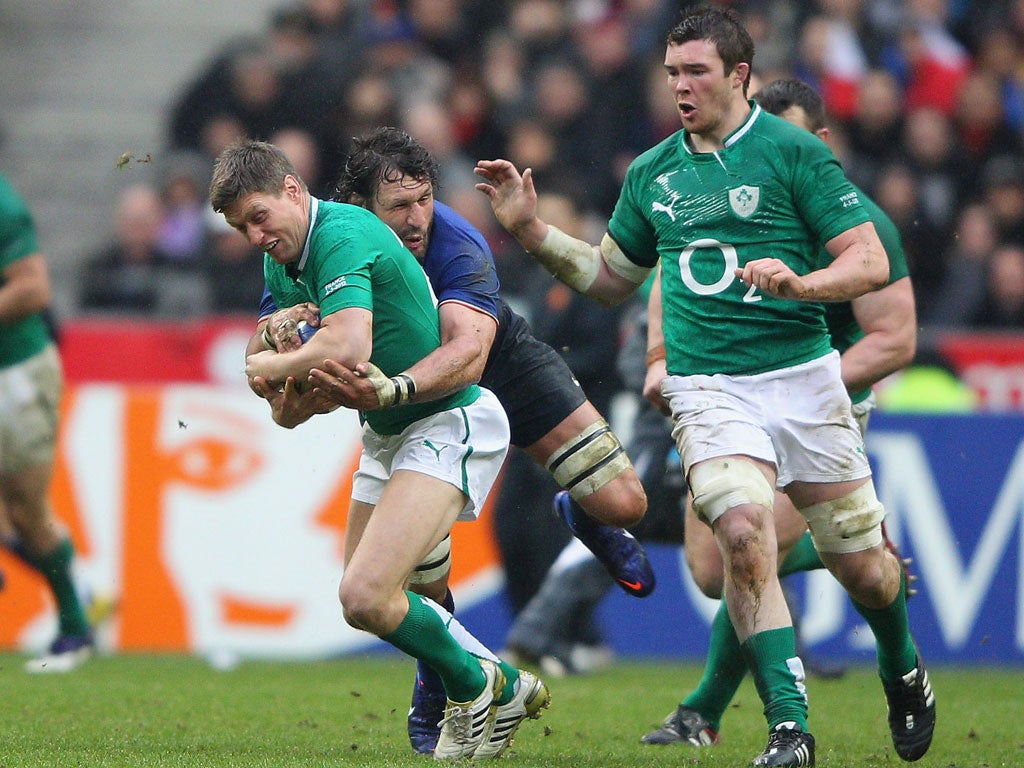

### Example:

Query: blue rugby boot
xmin=553 ymin=490 xmax=655 ymax=597
xmin=409 ymin=660 xmax=447 ymax=754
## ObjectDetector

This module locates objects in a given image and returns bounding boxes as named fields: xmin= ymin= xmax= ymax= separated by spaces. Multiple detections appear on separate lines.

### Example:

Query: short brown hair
xmin=209 ymin=138 xmax=305 ymax=213
xmin=667 ymin=6 xmax=754 ymax=89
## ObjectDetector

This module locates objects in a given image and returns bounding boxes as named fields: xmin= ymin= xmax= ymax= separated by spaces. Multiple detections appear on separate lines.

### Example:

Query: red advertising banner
xmin=59 ymin=316 xmax=256 ymax=385
xmin=937 ymin=332 xmax=1024 ymax=410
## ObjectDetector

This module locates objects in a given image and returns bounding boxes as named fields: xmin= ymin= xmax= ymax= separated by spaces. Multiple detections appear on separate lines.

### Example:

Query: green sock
xmin=852 ymin=570 xmax=918 ymax=683
xmin=494 ymin=661 xmax=520 ymax=705
xmin=741 ymin=627 xmax=808 ymax=731
xmin=31 ymin=538 xmax=89 ymax=637
xmin=779 ymin=532 xmax=823 ymax=576
xmin=383 ymin=591 xmax=485 ymax=702
xmin=682 ymin=601 xmax=747 ymax=731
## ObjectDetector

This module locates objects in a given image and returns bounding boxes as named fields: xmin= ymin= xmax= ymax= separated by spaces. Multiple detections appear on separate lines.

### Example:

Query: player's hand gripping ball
xmin=286 ymin=321 xmax=318 ymax=394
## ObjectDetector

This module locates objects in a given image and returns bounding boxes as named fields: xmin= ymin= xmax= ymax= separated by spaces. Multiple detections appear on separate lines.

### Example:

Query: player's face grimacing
xmin=664 ymin=39 xmax=738 ymax=136
xmin=370 ymin=176 xmax=435 ymax=259
xmin=222 ymin=175 xmax=308 ymax=264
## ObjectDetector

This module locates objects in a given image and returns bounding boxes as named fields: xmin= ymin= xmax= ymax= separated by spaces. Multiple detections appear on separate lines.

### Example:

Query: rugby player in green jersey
xmin=475 ymin=7 xmax=933 ymax=766
xmin=0 ymin=174 xmax=96 ymax=673
xmin=642 ymin=77 xmax=920 ymax=758
xmin=212 ymin=139 xmax=549 ymax=760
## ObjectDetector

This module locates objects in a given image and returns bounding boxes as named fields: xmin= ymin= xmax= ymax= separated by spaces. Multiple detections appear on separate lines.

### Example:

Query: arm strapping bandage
xmin=530 ymin=225 xmax=602 ymax=293
xmin=601 ymin=234 xmax=653 ymax=285
xmin=531 ymin=227 xmax=652 ymax=294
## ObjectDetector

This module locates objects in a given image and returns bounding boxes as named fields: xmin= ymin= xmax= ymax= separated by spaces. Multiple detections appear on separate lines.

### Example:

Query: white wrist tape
xmin=390 ymin=373 xmax=416 ymax=405
xmin=260 ymin=323 xmax=275 ymax=350
xmin=361 ymin=363 xmax=416 ymax=408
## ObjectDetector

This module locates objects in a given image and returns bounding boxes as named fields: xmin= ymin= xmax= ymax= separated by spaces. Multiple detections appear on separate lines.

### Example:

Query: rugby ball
xmin=296 ymin=320 xmax=318 ymax=343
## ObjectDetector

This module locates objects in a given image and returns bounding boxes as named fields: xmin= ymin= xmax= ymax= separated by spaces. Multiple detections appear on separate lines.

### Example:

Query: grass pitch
xmin=2 ymin=652 xmax=1021 ymax=767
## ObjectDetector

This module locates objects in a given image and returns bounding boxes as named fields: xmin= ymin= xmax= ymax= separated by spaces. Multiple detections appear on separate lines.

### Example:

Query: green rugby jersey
xmin=0 ymin=174 xmax=52 ymax=367
xmin=265 ymin=199 xmax=479 ymax=435
xmin=609 ymin=103 xmax=871 ymax=376
xmin=822 ymin=190 xmax=909 ymax=404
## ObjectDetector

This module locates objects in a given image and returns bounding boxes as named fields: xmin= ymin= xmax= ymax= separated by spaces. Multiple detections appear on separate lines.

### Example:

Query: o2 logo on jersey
xmin=679 ymin=238 xmax=738 ymax=296
xmin=728 ymin=185 xmax=760 ymax=219
xmin=677 ymin=238 xmax=762 ymax=303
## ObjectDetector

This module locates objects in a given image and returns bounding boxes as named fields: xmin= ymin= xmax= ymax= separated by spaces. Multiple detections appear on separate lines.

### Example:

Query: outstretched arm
xmin=474 ymin=159 xmax=649 ymax=306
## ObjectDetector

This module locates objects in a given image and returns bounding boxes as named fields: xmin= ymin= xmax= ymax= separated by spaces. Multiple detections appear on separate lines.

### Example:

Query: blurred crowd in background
xmin=74 ymin=0 xmax=1024 ymax=331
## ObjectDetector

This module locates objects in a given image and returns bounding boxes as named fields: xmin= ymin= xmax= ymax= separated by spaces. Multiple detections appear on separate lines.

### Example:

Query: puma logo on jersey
xmin=423 ymin=440 xmax=449 ymax=460
xmin=651 ymin=201 xmax=676 ymax=221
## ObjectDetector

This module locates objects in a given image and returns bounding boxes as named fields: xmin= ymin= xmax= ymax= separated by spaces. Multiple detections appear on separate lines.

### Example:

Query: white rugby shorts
xmin=663 ymin=350 xmax=871 ymax=488
xmin=0 ymin=344 xmax=62 ymax=473
xmin=351 ymin=387 xmax=509 ymax=521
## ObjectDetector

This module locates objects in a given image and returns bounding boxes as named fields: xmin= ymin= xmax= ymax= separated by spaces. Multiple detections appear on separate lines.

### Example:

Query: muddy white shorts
xmin=662 ymin=350 xmax=872 ymax=488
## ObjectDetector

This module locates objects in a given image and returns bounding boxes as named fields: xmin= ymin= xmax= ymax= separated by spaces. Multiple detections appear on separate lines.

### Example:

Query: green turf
xmin=1 ymin=652 xmax=1021 ymax=767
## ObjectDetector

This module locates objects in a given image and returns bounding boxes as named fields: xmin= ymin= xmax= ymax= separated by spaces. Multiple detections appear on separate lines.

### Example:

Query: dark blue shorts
xmin=482 ymin=312 xmax=587 ymax=449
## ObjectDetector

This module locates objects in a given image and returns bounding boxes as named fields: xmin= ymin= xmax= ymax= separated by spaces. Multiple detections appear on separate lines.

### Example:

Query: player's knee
xmin=827 ymin=547 xmax=894 ymax=607
xmin=700 ymin=504 xmax=777 ymax=592
xmin=845 ymin=566 xmax=890 ymax=607
xmin=578 ymin=472 xmax=647 ymax=528
xmin=338 ymin=577 xmax=386 ymax=633
xmin=801 ymin=482 xmax=885 ymax=555
xmin=689 ymin=458 xmax=774 ymax=525
xmin=4 ymin=500 xmax=42 ymax=531
xmin=5 ymin=504 xmax=56 ymax=546
xmin=684 ymin=520 xmax=726 ymax=598
xmin=546 ymin=419 xmax=636 ymax=516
